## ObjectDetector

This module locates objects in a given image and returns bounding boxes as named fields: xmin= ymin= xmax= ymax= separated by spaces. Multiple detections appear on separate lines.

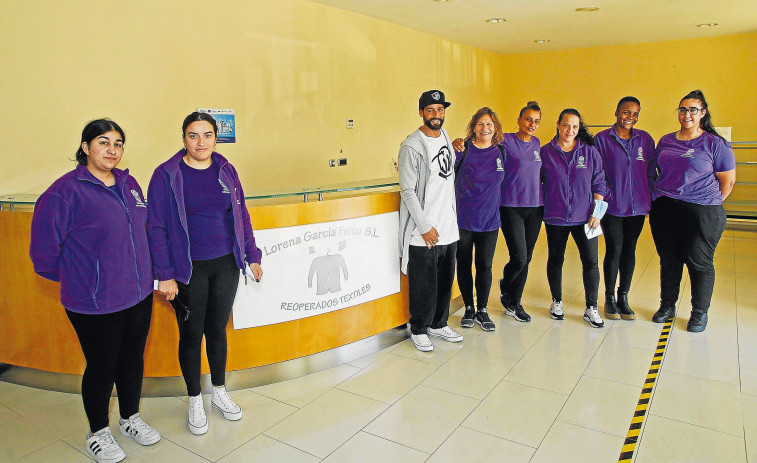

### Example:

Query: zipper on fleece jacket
xmin=80 ymin=176 xmax=143 ymax=304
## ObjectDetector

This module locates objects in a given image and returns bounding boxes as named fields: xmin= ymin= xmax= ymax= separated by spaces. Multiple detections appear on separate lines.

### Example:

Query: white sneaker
xmin=119 ymin=413 xmax=161 ymax=446
xmin=188 ymin=394 xmax=208 ymax=435
xmin=427 ymin=326 xmax=463 ymax=342
xmin=211 ymin=386 xmax=243 ymax=421
xmin=584 ymin=306 xmax=605 ymax=328
xmin=550 ymin=299 xmax=565 ymax=320
xmin=411 ymin=333 xmax=433 ymax=352
xmin=86 ymin=427 xmax=125 ymax=463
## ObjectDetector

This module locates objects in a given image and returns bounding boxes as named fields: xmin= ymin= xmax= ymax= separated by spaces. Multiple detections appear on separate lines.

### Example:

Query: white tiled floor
xmin=2 ymin=223 xmax=755 ymax=462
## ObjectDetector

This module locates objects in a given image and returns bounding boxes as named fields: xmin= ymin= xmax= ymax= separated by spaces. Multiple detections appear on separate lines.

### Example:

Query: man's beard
xmin=424 ymin=116 xmax=444 ymax=130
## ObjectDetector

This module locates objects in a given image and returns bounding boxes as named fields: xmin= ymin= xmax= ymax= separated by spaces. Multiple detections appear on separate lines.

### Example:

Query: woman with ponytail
xmin=540 ymin=109 xmax=608 ymax=328
xmin=594 ymin=97 xmax=656 ymax=321
xmin=649 ymin=90 xmax=736 ymax=332
xmin=496 ymin=102 xmax=544 ymax=323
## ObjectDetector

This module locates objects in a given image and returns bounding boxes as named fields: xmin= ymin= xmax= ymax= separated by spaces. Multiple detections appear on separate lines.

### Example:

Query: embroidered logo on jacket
xmin=636 ymin=147 xmax=645 ymax=161
xmin=131 ymin=190 xmax=146 ymax=208
xmin=218 ymin=178 xmax=231 ymax=193
xmin=496 ymin=158 xmax=504 ymax=171
xmin=681 ymin=149 xmax=695 ymax=158
xmin=433 ymin=146 xmax=453 ymax=179
xmin=533 ymin=150 xmax=541 ymax=162
xmin=576 ymin=155 xmax=587 ymax=168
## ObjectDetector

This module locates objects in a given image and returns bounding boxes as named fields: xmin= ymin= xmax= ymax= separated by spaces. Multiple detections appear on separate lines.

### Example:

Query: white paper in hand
xmin=584 ymin=223 xmax=603 ymax=239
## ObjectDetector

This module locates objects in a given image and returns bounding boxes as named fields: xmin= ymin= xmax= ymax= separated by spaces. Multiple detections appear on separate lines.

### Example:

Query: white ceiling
xmin=309 ymin=0 xmax=757 ymax=54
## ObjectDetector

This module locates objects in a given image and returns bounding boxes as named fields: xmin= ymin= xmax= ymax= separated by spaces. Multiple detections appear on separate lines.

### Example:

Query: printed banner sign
xmin=232 ymin=212 xmax=400 ymax=329
xmin=197 ymin=108 xmax=236 ymax=143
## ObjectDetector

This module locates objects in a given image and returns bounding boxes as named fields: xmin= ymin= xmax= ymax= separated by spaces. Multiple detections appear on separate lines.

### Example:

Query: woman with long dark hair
xmin=30 ymin=119 xmax=160 ymax=463
xmin=541 ymin=109 xmax=608 ymax=327
xmin=454 ymin=107 xmax=505 ymax=331
xmin=594 ymin=97 xmax=656 ymax=320
xmin=649 ymin=90 xmax=736 ymax=332
xmin=147 ymin=112 xmax=263 ymax=434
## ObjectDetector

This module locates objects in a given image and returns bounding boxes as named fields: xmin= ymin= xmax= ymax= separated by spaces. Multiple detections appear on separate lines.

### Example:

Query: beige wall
xmin=0 ymin=1 xmax=754 ymax=195
xmin=497 ymin=32 xmax=757 ymax=144
xmin=0 ymin=0 xmax=503 ymax=194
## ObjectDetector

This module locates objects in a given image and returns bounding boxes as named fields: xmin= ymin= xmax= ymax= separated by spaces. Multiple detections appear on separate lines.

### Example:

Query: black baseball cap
xmin=419 ymin=90 xmax=451 ymax=110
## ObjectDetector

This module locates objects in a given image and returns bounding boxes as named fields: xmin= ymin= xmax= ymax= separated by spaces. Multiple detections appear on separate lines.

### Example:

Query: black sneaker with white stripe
xmin=506 ymin=304 xmax=532 ymax=323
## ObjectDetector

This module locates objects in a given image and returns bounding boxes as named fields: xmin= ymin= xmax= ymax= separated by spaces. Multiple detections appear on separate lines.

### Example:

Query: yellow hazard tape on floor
xmin=617 ymin=318 xmax=673 ymax=463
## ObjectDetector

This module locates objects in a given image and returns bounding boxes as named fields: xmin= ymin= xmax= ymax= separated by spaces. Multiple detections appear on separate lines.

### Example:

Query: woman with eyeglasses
xmin=147 ymin=112 xmax=263 ymax=434
xmin=30 ymin=119 xmax=160 ymax=463
xmin=594 ymin=97 xmax=656 ymax=321
xmin=649 ymin=90 xmax=736 ymax=332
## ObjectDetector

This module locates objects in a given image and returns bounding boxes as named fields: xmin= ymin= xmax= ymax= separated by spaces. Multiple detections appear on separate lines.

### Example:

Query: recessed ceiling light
xmin=575 ymin=7 xmax=600 ymax=12
xmin=534 ymin=39 xmax=550 ymax=44
xmin=486 ymin=18 xmax=506 ymax=23
xmin=432 ymin=0 xmax=449 ymax=2
xmin=696 ymin=23 xmax=718 ymax=27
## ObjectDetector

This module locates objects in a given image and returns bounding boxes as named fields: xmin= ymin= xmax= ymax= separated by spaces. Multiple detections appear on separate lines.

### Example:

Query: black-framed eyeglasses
xmin=677 ymin=107 xmax=703 ymax=115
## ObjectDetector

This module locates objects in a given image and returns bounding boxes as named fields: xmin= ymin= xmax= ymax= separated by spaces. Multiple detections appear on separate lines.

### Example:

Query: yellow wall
xmin=0 ymin=1 xmax=754 ymax=195
xmin=497 ymin=33 xmax=757 ymax=143
xmin=0 ymin=0 xmax=503 ymax=194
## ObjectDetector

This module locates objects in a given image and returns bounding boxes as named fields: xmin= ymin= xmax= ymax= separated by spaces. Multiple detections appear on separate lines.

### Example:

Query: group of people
xmin=30 ymin=112 xmax=262 ymax=462
xmin=27 ymin=88 xmax=736 ymax=461
xmin=398 ymin=89 xmax=736 ymax=352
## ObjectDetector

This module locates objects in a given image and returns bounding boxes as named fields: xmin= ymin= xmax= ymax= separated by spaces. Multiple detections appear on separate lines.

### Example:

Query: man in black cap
xmin=397 ymin=89 xmax=463 ymax=352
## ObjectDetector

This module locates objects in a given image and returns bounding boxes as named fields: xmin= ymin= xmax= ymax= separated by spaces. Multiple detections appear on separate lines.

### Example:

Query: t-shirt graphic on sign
xmin=308 ymin=253 xmax=349 ymax=295
xmin=433 ymin=145 xmax=453 ymax=179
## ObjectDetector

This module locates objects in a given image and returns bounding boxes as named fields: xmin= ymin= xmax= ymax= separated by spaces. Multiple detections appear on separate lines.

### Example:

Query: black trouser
xmin=175 ymin=253 xmax=239 ymax=396
xmin=500 ymin=206 xmax=544 ymax=304
xmin=408 ymin=242 xmax=457 ymax=335
xmin=66 ymin=294 xmax=153 ymax=433
xmin=601 ymin=214 xmax=646 ymax=294
xmin=456 ymin=229 xmax=499 ymax=309
xmin=545 ymin=224 xmax=600 ymax=307
xmin=649 ymin=196 xmax=726 ymax=313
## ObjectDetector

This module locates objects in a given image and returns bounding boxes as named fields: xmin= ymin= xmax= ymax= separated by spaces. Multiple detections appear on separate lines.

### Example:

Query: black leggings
xmin=66 ymin=294 xmax=153 ymax=432
xmin=601 ymin=214 xmax=646 ymax=294
xmin=456 ymin=229 xmax=499 ymax=309
xmin=500 ymin=206 xmax=544 ymax=303
xmin=175 ymin=253 xmax=239 ymax=396
xmin=545 ymin=224 xmax=600 ymax=307
xmin=649 ymin=196 xmax=726 ymax=313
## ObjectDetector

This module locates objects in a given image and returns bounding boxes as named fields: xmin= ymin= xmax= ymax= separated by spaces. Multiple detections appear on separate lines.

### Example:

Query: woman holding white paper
xmin=540 ymin=108 xmax=608 ymax=328
xmin=147 ymin=111 xmax=262 ymax=435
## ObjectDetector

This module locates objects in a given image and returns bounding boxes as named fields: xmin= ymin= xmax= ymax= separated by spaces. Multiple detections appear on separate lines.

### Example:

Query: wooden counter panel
xmin=0 ymin=192 xmax=408 ymax=377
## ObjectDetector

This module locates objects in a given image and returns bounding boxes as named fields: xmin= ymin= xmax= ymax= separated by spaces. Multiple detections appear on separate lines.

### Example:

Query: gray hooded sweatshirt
xmin=397 ymin=127 xmax=456 ymax=274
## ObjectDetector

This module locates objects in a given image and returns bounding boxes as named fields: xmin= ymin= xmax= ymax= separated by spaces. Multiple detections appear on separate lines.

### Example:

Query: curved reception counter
xmin=0 ymin=180 xmax=410 ymax=395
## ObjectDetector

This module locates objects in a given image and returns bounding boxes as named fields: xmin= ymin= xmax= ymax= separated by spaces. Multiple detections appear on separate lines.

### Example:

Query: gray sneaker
xmin=550 ymin=299 xmax=565 ymax=320
xmin=427 ymin=326 xmax=463 ymax=342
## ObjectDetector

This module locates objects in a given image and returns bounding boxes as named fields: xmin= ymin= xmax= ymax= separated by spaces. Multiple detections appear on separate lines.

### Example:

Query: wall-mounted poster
xmin=197 ymin=108 xmax=236 ymax=143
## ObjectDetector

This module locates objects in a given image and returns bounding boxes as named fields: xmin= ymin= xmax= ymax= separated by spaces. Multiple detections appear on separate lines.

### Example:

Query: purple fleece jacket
xmin=30 ymin=165 xmax=153 ymax=314
xmin=594 ymin=127 xmax=656 ymax=217
xmin=541 ymin=137 xmax=608 ymax=226
xmin=147 ymin=150 xmax=262 ymax=284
